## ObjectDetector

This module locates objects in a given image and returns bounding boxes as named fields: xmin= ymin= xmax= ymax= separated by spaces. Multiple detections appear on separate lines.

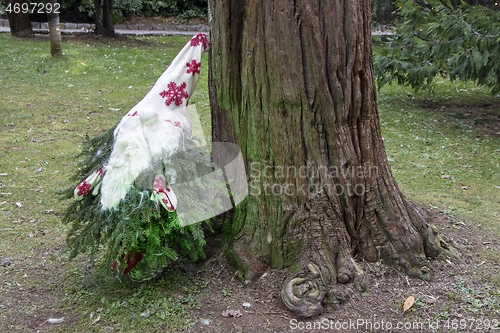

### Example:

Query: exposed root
xmin=281 ymin=258 xmax=372 ymax=317
xmin=429 ymin=224 xmax=462 ymax=262
xmin=281 ymin=263 xmax=326 ymax=317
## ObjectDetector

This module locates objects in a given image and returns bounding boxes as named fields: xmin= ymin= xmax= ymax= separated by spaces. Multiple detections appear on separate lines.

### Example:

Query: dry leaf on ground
xmin=403 ymin=296 xmax=415 ymax=313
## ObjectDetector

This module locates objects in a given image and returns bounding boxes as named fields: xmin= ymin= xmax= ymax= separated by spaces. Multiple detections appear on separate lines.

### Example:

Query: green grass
xmin=378 ymin=81 xmax=500 ymax=236
xmin=0 ymin=34 xmax=499 ymax=331
xmin=57 ymin=265 xmax=204 ymax=332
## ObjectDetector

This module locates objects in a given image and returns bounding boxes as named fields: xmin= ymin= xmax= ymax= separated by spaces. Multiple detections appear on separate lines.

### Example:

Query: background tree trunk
xmin=93 ymin=0 xmax=115 ymax=37
xmin=47 ymin=0 xmax=62 ymax=58
xmin=102 ymin=0 xmax=115 ymax=36
xmin=93 ymin=0 xmax=103 ymax=35
xmin=209 ymin=0 xmax=443 ymax=316
xmin=6 ymin=0 xmax=34 ymax=38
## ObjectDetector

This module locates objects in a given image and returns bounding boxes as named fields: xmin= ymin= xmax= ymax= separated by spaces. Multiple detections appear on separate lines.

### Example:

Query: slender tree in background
xmin=93 ymin=0 xmax=115 ymax=36
xmin=209 ymin=0 xmax=447 ymax=316
xmin=5 ymin=0 xmax=33 ymax=38
xmin=47 ymin=0 xmax=62 ymax=58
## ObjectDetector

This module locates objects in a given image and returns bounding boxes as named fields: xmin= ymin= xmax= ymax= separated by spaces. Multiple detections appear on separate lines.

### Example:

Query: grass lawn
xmin=378 ymin=81 xmax=500 ymax=237
xmin=0 ymin=34 xmax=499 ymax=332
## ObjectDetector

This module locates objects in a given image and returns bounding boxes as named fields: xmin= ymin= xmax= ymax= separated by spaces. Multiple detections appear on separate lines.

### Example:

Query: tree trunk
xmin=94 ymin=0 xmax=103 ymax=35
xmin=208 ymin=0 xmax=443 ymax=317
xmin=94 ymin=0 xmax=115 ymax=37
xmin=102 ymin=0 xmax=115 ymax=36
xmin=6 ymin=0 xmax=34 ymax=38
xmin=47 ymin=0 xmax=63 ymax=58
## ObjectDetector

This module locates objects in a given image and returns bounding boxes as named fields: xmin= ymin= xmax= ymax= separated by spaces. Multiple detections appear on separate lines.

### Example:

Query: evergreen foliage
xmin=62 ymin=124 xmax=217 ymax=276
xmin=374 ymin=0 xmax=500 ymax=93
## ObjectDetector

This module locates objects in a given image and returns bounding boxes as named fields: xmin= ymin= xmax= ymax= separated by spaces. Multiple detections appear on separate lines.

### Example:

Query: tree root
xmin=429 ymin=224 xmax=462 ymax=262
xmin=281 ymin=263 xmax=326 ymax=317
xmin=282 ymin=258 xmax=373 ymax=317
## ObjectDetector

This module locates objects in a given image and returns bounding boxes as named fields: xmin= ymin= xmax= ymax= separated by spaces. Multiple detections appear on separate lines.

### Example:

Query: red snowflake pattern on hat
xmin=159 ymin=82 xmax=188 ymax=106
xmin=186 ymin=60 xmax=201 ymax=75
xmin=190 ymin=33 xmax=209 ymax=50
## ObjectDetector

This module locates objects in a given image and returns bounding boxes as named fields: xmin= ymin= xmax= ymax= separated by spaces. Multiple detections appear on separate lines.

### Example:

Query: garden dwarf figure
xmin=74 ymin=33 xmax=210 ymax=212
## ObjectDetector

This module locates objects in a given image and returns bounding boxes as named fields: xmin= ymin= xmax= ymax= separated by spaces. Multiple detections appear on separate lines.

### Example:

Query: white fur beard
xmin=100 ymin=115 xmax=186 ymax=209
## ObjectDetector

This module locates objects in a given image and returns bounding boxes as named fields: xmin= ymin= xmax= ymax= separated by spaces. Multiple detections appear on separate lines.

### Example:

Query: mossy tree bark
xmin=208 ymin=0 xmax=442 ymax=317
xmin=47 ymin=0 xmax=63 ymax=58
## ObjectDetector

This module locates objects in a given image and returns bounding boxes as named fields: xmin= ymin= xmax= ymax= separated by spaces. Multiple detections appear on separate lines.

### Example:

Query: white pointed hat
xmin=98 ymin=33 xmax=210 ymax=209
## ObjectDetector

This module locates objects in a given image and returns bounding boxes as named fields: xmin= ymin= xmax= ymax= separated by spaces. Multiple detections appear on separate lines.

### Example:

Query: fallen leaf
xmin=441 ymin=175 xmax=451 ymax=179
xmin=461 ymin=186 xmax=468 ymax=190
xmin=426 ymin=298 xmax=437 ymax=304
xmin=403 ymin=296 xmax=415 ymax=313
